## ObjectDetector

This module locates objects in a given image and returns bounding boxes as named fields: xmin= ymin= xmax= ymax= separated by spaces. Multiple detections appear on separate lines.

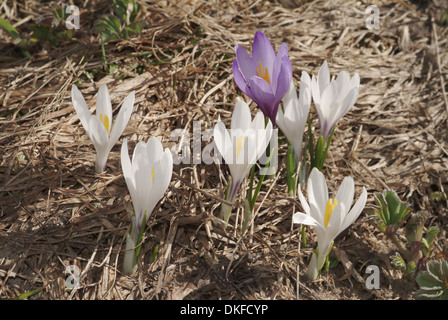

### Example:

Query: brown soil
xmin=0 ymin=0 xmax=447 ymax=300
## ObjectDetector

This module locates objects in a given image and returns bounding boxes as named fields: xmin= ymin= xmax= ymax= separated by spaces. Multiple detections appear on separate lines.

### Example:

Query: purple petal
xmin=252 ymin=31 xmax=275 ymax=75
xmin=232 ymin=60 xmax=256 ymax=101
xmin=249 ymin=76 xmax=276 ymax=123
xmin=277 ymin=42 xmax=289 ymax=58
xmin=235 ymin=44 xmax=257 ymax=83
xmin=274 ymin=55 xmax=292 ymax=100
xmin=270 ymin=43 xmax=290 ymax=91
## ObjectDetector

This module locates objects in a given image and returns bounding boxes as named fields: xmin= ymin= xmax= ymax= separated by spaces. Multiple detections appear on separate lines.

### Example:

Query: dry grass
xmin=0 ymin=0 xmax=447 ymax=300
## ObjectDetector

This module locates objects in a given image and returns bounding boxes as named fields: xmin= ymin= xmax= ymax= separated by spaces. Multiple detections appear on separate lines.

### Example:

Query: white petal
xmin=335 ymin=70 xmax=350 ymax=98
xmin=96 ymin=84 xmax=113 ymax=129
xmin=146 ymin=136 xmax=164 ymax=162
xmin=293 ymin=211 xmax=321 ymax=227
xmin=340 ymin=186 xmax=367 ymax=231
xmin=317 ymin=61 xmax=330 ymax=95
xmin=307 ymin=168 xmax=328 ymax=220
xmin=310 ymin=74 xmax=321 ymax=106
xmin=147 ymin=148 xmax=173 ymax=216
xmin=108 ymin=91 xmax=135 ymax=152
xmin=335 ymin=176 xmax=355 ymax=217
xmin=121 ymin=138 xmax=132 ymax=180
xmin=298 ymin=71 xmax=312 ymax=108
xmin=88 ymin=116 xmax=109 ymax=172
xmin=132 ymin=150 xmax=152 ymax=216
xmin=251 ymin=110 xmax=266 ymax=131
xmin=231 ymin=99 xmax=251 ymax=131
xmin=320 ymin=81 xmax=338 ymax=122
xmin=214 ymin=120 xmax=231 ymax=163
xmin=121 ymin=138 xmax=137 ymax=202
xmin=297 ymin=185 xmax=311 ymax=216
xmin=326 ymin=201 xmax=345 ymax=241
xmin=132 ymin=141 xmax=148 ymax=163
xmin=71 ymin=85 xmax=92 ymax=134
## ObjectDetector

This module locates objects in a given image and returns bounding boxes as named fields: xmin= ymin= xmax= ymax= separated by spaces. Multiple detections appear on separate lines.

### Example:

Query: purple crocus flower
xmin=232 ymin=31 xmax=293 ymax=127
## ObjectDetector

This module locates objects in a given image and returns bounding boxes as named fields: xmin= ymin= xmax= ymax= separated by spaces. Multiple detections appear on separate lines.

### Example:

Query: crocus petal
xmin=326 ymin=202 xmax=345 ymax=241
xmin=88 ymin=116 xmax=109 ymax=172
xmin=71 ymin=85 xmax=92 ymax=133
xmin=133 ymin=150 xmax=153 ymax=217
xmin=270 ymin=43 xmax=289 ymax=91
xmin=96 ymin=84 xmax=113 ymax=133
xmin=121 ymin=138 xmax=138 ymax=205
xmin=293 ymin=211 xmax=321 ymax=227
xmin=335 ymin=70 xmax=351 ymax=98
xmin=147 ymin=147 xmax=173 ymax=218
xmin=272 ymin=55 xmax=293 ymax=108
xmin=298 ymin=71 xmax=312 ymax=107
xmin=235 ymin=45 xmax=257 ymax=83
xmin=307 ymin=167 xmax=329 ymax=219
xmin=335 ymin=176 xmax=355 ymax=217
xmin=297 ymin=186 xmax=311 ymax=216
xmin=108 ymin=91 xmax=135 ymax=152
xmin=249 ymin=76 xmax=275 ymax=120
xmin=252 ymin=31 xmax=275 ymax=74
xmin=317 ymin=61 xmax=330 ymax=95
xmin=232 ymin=60 xmax=256 ymax=101
xmin=146 ymin=136 xmax=164 ymax=162
xmin=213 ymin=120 xmax=233 ymax=165
xmin=340 ymin=186 xmax=367 ymax=232
xmin=231 ymin=99 xmax=252 ymax=131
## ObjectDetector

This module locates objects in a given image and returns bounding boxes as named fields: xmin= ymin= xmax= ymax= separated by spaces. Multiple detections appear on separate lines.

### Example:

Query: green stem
xmin=286 ymin=142 xmax=297 ymax=196
xmin=307 ymin=115 xmax=315 ymax=169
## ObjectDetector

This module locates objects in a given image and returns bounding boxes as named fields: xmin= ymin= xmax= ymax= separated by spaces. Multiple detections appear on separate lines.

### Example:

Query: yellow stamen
xmin=151 ymin=167 xmax=155 ymax=182
xmin=324 ymin=198 xmax=338 ymax=228
xmin=257 ymin=61 xmax=270 ymax=85
xmin=99 ymin=114 xmax=110 ymax=134
xmin=236 ymin=136 xmax=246 ymax=158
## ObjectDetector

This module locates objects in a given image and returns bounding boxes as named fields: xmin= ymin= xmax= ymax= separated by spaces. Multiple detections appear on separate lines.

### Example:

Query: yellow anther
xmin=257 ymin=61 xmax=271 ymax=85
xmin=236 ymin=136 xmax=246 ymax=158
xmin=324 ymin=198 xmax=338 ymax=228
xmin=99 ymin=114 xmax=110 ymax=133
xmin=151 ymin=167 xmax=155 ymax=182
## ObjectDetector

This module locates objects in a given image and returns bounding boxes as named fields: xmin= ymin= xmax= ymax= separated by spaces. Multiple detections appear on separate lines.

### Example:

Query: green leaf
xmin=313 ymin=135 xmax=324 ymax=170
xmin=286 ymin=142 xmax=297 ymax=196
xmin=390 ymin=253 xmax=406 ymax=271
xmin=416 ymin=272 xmax=444 ymax=290
xmin=0 ymin=16 xmax=20 ymax=38
xmin=242 ymin=198 xmax=252 ymax=234
xmin=427 ymin=226 xmax=439 ymax=247
xmin=415 ymin=259 xmax=448 ymax=300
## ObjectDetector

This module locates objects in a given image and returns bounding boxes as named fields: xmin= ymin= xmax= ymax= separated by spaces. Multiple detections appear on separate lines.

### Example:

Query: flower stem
xmin=286 ymin=142 xmax=297 ymax=196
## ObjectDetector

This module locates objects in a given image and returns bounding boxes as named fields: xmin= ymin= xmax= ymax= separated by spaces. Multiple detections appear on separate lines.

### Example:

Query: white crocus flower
xmin=71 ymin=84 xmax=135 ymax=173
xmin=213 ymin=99 xmax=273 ymax=223
xmin=293 ymin=167 xmax=367 ymax=280
xmin=276 ymin=71 xmax=311 ymax=163
xmin=310 ymin=61 xmax=360 ymax=141
xmin=120 ymin=137 xmax=173 ymax=274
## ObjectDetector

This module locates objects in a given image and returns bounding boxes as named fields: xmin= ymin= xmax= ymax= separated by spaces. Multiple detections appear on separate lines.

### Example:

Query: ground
xmin=0 ymin=0 xmax=447 ymax=300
